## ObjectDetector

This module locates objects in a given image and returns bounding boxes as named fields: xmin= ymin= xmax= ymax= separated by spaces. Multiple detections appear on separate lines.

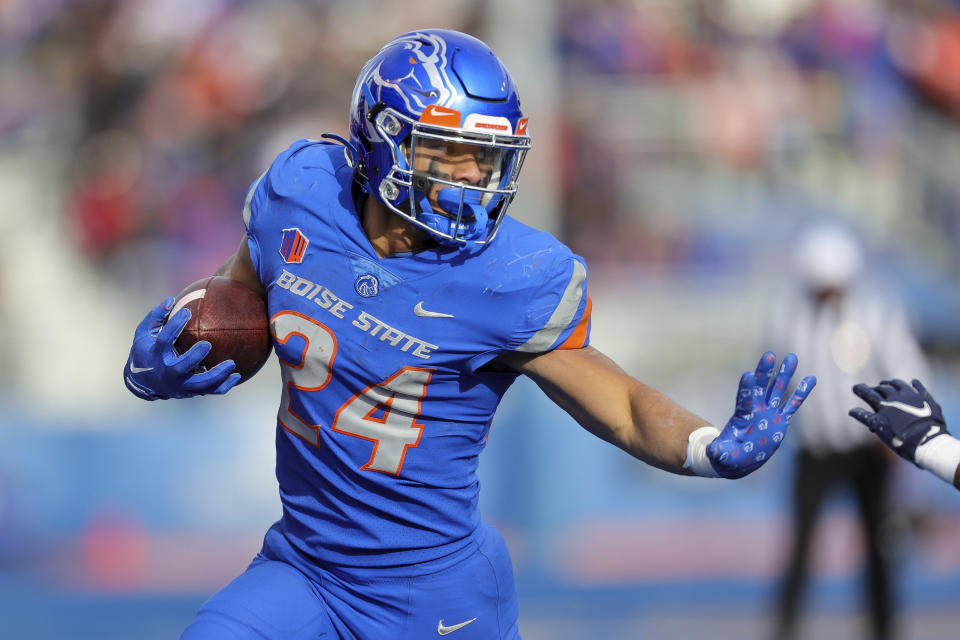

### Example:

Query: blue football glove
xmin=123 ymin=297 xmax=240 ymax=400
xmin=850 ymin=378 xmax=948 ymax=466
xmin=707 ymin=352 xmax=816 ymax=478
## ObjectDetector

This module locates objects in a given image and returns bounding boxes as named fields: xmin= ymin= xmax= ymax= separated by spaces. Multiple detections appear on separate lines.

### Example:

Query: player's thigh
xmin=406 ymin=524 xmax=521 ymax=640
xmin=181 ymin=556 xmax=332 ymax=640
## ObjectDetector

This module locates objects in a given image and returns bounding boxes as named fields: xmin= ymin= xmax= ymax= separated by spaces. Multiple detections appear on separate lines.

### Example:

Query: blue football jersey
xmin=243 ymin=139 xmax=591 ymax=569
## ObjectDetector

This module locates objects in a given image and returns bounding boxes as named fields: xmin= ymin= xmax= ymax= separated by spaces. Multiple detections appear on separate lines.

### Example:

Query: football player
xmin=124 ymin=30 xmax=816 ymax=640
xmin=851 ymin=379 xmax=960 ymax=489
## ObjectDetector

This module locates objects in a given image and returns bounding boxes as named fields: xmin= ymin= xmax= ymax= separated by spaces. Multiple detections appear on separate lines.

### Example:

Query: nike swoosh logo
xmin=414 ymin=301 xmax=454 ymax=318
xmin=129 ymin=364 xmax=154 ymax=374
xmin=879 ymin=400 xmax=932 ymax=418
xmin=437 ymin=618 xmax=477 ymax=635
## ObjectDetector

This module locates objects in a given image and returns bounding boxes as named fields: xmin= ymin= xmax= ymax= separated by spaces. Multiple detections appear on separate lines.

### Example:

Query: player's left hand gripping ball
xmin=123 ymin=297 xmax=241 ymax=400
xmin=708 ymin=352 xmax=816 ymax=478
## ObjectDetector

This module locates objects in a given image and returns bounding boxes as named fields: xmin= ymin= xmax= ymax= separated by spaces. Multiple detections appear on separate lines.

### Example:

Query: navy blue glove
xmin=850 ymin=379 xmax=948 ymax=466
xmin=123 ymin=297 xmax=240 ymax=400
xmin=707 ymin=352 xmax=816 ymax=478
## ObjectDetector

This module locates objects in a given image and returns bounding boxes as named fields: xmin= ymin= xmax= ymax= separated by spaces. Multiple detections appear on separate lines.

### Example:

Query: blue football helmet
xmin=346 ymin=29 xmax=530 ymax=246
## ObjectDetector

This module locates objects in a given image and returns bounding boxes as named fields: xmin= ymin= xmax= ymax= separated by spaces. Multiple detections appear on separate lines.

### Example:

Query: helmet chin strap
xmin=415 ymin=187 xmax=488 ymax=245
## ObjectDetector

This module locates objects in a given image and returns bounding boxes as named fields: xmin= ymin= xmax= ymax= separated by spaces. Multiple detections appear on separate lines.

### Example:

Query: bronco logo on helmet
xmin=365 ymin=31 xmax=458 ymax=123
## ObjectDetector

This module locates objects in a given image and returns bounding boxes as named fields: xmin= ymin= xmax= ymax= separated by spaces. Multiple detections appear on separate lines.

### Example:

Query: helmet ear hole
xmin=358 ymin=132 xmax=372 ymax=153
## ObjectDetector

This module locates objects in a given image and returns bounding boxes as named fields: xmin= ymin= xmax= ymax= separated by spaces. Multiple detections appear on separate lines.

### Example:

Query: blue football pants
xmin=181 ymin=523 xmax=521 ymax=639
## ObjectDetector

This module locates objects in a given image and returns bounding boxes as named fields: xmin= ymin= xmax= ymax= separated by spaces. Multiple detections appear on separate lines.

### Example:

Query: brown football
xmin=171 ymin=276 xmax=272 ymax=382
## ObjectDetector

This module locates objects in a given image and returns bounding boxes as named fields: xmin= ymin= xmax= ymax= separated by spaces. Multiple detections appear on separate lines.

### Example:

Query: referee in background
xmin=769 ymin=224 xmax=929 ymax=640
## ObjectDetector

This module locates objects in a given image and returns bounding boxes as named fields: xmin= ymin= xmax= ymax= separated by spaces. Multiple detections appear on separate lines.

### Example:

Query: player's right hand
xmin=850 ymin=378 xmax=949 ymax=466
xmin=123 ymin=297 xmax=240 ymax=400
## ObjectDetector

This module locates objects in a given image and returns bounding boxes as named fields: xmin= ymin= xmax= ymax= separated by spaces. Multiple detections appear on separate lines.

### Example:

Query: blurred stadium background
xmin=2 ymin=0 xmax=960 ymax=638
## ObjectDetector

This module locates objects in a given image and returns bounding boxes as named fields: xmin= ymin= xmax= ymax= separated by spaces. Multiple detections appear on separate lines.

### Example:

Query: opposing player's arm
xmin=501 ymin=347 xmax=815 ymax=479
xmin=215 ymin=233 xmax=266 ymax=298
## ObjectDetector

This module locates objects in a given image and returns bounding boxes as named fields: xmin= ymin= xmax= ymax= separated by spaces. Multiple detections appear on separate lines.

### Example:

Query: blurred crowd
xmin=1 ymin=0 xmax=482 ymax=291
xmin=3 ymin=0 xmax=960 ymax=338
xmin=557 ymin=0 xmax=960 ymax=285
xmin=4 ymin=0 xmax=960 ymax=287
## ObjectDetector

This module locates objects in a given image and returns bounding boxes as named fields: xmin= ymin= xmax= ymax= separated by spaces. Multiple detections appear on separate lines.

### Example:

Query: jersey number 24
xmin=271 ymin=311 xmax=433 ymax=476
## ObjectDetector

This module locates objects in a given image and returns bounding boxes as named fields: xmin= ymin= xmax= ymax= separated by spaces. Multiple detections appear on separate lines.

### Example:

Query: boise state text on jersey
xmin=243 ymin=139 xmax=591 ymax=571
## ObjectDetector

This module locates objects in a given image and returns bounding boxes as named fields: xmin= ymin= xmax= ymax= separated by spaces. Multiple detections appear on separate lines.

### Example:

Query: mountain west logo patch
xmin=279 ymin=228 xmax=309 ymax=264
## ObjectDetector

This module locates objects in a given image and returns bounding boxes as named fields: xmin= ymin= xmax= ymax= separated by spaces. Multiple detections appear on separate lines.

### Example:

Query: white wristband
xmin=683 ymin=425 xmax=720 ymax=478
xmin=915 ymin=433 xmax=960 ymax=486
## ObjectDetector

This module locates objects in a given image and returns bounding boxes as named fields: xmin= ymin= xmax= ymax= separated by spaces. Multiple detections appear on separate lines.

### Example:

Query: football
xmin=171 ymin=276 xmax=272 ymax=382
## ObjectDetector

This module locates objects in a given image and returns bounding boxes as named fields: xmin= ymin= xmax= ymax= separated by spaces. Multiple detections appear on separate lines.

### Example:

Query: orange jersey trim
xmin=557 ymin=294 xmax=591 ymax=350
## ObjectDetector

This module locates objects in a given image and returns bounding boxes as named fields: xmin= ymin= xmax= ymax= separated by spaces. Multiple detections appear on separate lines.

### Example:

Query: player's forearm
xmin=508 ymin=346 xmax=711 ymax=473
xmin=619 ymin=380 xmax=712 ymax=474
xmin=542 ymin=370 xmax=708 ymax=473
